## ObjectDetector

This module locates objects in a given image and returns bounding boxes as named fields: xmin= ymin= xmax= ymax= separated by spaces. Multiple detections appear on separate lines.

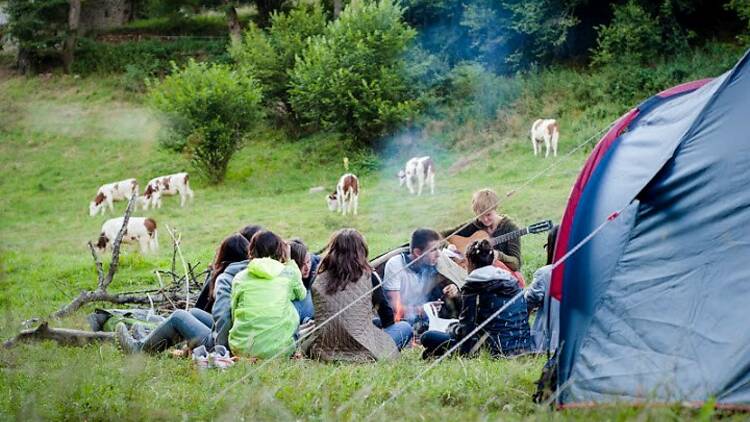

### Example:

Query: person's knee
xmin=395 ymin=321 xmax=413 ymax=339
xmin=171 ymin=309 xmax=190 ymax=321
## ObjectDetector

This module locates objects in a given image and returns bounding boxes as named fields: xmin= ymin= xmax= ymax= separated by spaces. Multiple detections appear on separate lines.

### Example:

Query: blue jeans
xmin=292 ymin=289 xmax=314 ymax=323
xmin=372 ymin=318 xmax=413 ymax=350
xmin=141 ymin=308 xmax=213 ymax=353
xmin=420 ymin=330 xmax=456 ymax=359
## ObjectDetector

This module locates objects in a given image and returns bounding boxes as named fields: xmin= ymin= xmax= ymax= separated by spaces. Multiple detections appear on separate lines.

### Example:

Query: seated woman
xmin=194 ymin=224 xmax=263 ymax=312
xmin=115 ymin=234 xmax=250 ymax=354
xmin=421 ymin=239 xmax=532 ymax=359
xmin=524 ymin=225 xmax=559 ymax=353
xmin=305 ymin=228 xmax=412 ymax=362
xmin=229 ymin=230 xmax=307 ymax=359
xmin=289 ymin=238 xmax=319 ymax=323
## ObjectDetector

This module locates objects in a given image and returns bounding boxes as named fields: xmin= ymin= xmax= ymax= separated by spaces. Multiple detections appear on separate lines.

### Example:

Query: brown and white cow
xmin=530 ymin=119 xmax=560 ymax=157
xmin=89 ymin=178 xmax=139 ymax=216
xmin=326 ymin=173 xmax=359 ymax=216
xmin=96 ymin=216 xmax=158 ymax=254
xmin=141 ymin=172 xmax=194 ymax=210
xmin=398 ymin=156 xmax=435 ymax=195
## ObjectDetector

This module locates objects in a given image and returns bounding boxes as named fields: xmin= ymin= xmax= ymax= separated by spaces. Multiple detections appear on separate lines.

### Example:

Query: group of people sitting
xmin=115 ymin=188 xmax=560 ymax=362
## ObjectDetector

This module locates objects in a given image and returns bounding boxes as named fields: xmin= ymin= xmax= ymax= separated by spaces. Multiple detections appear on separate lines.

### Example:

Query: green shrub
xmin=591 ymin=0 xmax=694 ymax=68
xmin=727 ymin=0 xmax=750 ymax=43
xmin=591 ymin=0 xmax=662 ymax=67
xmin=289 ymin=0 xmax=418 ymax=146
xmin=230 ymin=3 xmax=327 ymax=104
xmin=106 ymin=14 xmax=256 ymax=36
xmin=73 ymin=37 xmax=229 ymax=77
xmin=441 ymin=62 xmax=521 ymax=124
xmin=147 ymin=60 xmax=264 ymax=183
xmin=461 ymin=0 xmax=577 ymax=71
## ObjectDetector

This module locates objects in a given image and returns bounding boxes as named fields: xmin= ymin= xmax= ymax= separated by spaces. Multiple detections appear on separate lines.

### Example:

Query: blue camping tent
xmin=549 ymin=49 xmax=750 ymax=409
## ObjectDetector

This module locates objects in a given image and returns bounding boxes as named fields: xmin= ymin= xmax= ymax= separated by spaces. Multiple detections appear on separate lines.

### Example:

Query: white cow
xmin=398 ymin=156 xmax=435 ymax=195
xmin=89 ymin=179 xmax=139 ymax=216
xmin=326 ymin=173 xmax=359 ymax=216
xmin=530 ymin=119 xmax=560 ymax=157
xmin=141 ymin=172 xmax=194 ymax=210
xmin=95 ymin=217 xmax=158 ymax=254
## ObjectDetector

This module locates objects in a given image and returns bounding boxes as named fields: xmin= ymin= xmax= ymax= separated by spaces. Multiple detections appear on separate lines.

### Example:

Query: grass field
xmin=0 ymin=68 xmax=742 ymax=420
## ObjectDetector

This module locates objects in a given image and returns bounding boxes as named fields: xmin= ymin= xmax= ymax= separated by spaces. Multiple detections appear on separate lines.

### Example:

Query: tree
xmin=230 ymin=2 xmax=327 ymax=106
xmin=289 ymin=0 xmax=418 ymax=145
xmin=399 ymin=0 xmax=577 ymax=72
xmin=148 ymin=60 xmax=264 ymax=183
xmin=5 ymin=0 xmax=69 ymax=73
xmin=61 ymin=0 xmax=81 ymax=73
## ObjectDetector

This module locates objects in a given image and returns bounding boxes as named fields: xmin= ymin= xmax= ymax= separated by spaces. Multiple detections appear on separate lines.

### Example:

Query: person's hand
xmin=443 ymin=283 xmax=459 ymax=298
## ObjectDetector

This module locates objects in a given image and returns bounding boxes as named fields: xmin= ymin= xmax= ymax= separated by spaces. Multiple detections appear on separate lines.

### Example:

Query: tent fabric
xmin=553 ymin=49 xmax=750 ymax=408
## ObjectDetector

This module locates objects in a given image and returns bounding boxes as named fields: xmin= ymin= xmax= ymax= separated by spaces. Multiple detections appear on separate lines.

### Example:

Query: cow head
xmin=397 ymin=169 xmax=407 ymax=187
xmin=96 ymin=233 xmax=109 ymax=251
xmin=89 ymin=192 xmax=105 ymax=216
xmin=326 ymin=192 xmax=338 ymax=211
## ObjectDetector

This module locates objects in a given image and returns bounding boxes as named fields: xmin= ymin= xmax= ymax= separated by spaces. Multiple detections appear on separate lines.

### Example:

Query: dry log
xmin=3 ymin=322 xmax=114 ymax=348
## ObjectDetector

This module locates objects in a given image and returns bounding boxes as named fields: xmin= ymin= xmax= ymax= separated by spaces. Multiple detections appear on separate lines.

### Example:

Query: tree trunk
xmin=225 ymin=1 xmax=242 ymax=47
xmin=62 ymin=0 xmax=81 ymax=74
xmin=334 ymin=0 xmax=342 ymax=19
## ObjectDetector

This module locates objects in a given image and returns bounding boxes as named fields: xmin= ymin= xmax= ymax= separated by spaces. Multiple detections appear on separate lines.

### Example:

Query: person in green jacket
xmin=229 ymin=230 xmax=306 ymax=359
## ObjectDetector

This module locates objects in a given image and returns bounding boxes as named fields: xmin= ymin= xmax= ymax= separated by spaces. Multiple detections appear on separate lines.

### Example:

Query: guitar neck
xmin=489 ymin=227 xmax=528 ymax=247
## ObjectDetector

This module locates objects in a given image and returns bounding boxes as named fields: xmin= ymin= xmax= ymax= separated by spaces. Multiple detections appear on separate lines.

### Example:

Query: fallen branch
xmin=51 ymin=193 xmax=137 ymax=319
xmin=3 ymin=321 xmax=114 ymax=348
xmin=165 ymin=225 xmax=191 ymax=310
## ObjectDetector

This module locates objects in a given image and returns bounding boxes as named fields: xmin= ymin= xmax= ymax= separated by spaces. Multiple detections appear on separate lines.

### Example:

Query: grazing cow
xmin=398 ymin=156 xmax=435 ymax=196
xmin=530 ymin=119 xmax=560 ymax=157
xmin=326 ymin=173 xmax=359 ymax=216
xmin=141 ymin=172 xmax=194 ymax=210
xmin=89 ymin=179 xmax=139 ymax=216
xmin=96 ymin=217 xmax=158 ymax=254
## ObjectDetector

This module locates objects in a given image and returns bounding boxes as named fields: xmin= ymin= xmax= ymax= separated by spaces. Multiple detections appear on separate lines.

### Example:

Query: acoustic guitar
xmin=446 ymin=220 xmax=554 ymax=287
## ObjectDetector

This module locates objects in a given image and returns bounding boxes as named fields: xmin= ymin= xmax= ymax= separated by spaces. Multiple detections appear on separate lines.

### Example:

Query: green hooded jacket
xmin=229 ymin=258 xmax=305 ymax=358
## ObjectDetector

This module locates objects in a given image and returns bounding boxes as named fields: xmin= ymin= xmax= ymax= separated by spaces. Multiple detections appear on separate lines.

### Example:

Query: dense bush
xmin=106 ymin=15 xmax=249 ymax=36
xmin=230 ymin=3 xmax=327 ymax=104
xmin=438 ymin=62 xmax=521 ymax=124
xmin=591 ymin=0 xmax=696 ymax=67
xmin=72 ymin=37 xmax=229 ymax=91
xmin=289 ymin=0 xmax=418 ymax=145
xmin=73 ymin=38 xmax=229 ymax=75
xmin=147 ymin=60 xmax=264 ymax=183
xmin=727 ymin=0 xmax=750 ymax=43
xmin=401 ymin=0 xmax=577 ymax=72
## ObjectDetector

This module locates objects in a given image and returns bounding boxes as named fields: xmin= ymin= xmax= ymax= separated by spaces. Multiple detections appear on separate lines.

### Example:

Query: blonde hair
xmin=471 ymin=188 xmax=499 ymax=216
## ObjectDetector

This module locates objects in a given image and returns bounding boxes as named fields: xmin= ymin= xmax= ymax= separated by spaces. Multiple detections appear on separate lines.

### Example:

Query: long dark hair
xmin=317 ymin=228 xmax=371 ymax=294
xmin=289 ymin=239 xmax=308 ymax=271
xmin=208 ymin=234 xmax=250 ymax=299
xmin=466 ymin=239 xmax=495 ymax=272
xmin=545 ymin=225 xmax=559 ymax=266
xmin=240 ymin=224 xmax=263 ymax=243
xmin=249 ymin=230 xmax=288 ymax=262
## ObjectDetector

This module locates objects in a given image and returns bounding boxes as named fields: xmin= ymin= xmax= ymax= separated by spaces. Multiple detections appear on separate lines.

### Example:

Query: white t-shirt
xmin=382 ymin=253 xmax=440 ymax=307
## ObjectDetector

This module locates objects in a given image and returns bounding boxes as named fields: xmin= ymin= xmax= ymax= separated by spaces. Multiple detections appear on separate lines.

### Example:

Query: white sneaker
xmin=192 ymin=345 xmax=210 ymax=370
xmin=210 ymin=345 xmax=234 ymax=370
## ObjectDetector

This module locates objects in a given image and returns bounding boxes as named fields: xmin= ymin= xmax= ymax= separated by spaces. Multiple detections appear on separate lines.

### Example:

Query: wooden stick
xmin=88 ymin=241 xmax=104 ymax=282
xmin=3 ymin=322 xmax=115 ymax=348
xmin=51 ymin=193 xmax=136 ymax=319
xmin=103 ymin=192 xmax=137 ymax=289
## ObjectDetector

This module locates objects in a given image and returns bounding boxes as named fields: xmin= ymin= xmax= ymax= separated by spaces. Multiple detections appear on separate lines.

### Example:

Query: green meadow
xmin=0 ymin=55 xmax=745 ymax=420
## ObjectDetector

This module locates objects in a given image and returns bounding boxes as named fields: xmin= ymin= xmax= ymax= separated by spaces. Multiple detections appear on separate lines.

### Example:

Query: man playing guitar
xmin=453 ymin=188 xmax=522 ymax=272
